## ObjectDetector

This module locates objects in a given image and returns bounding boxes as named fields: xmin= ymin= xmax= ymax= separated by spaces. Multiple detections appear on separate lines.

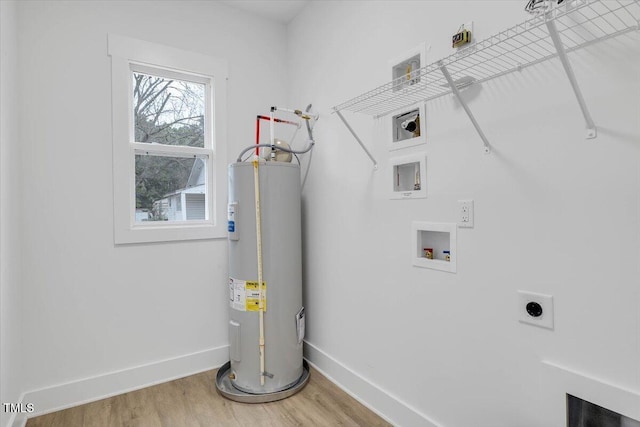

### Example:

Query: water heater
xmin=217 ymin=161 xmax=309 ymax=402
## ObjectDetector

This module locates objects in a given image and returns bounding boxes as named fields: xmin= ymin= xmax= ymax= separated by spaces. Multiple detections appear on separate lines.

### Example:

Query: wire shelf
xmin=334 ymin=0 xmax=640 ymax=118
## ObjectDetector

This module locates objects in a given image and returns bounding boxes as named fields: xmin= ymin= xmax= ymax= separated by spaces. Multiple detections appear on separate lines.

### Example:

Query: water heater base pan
xmin=215 ymin=360 xmax=310 ymax=403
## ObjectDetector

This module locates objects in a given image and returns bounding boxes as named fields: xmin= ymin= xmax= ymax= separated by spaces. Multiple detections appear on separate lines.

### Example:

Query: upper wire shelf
xmin=333 ymin=0 xmax=640 ymax=118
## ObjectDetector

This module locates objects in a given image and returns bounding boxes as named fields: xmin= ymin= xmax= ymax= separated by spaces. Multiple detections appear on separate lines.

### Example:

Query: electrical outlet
xmin=457 ymin=199 xmax=474 ymax=228
xmin=454 ymin=21 xmax=477 ymax=58
xmin=518 ymin=291 xmax=554 ymax=330
xmin=452 ymin=21 xmax=474 ymax=48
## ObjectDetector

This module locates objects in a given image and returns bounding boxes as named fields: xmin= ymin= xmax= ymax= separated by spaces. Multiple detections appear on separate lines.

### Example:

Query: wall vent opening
xmin=567 ymin=394 xmax=640 ymax=427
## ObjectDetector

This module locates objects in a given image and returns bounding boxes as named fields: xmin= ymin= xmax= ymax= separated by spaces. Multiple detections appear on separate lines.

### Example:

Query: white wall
xmin=16 ymin=0 xmax=288 ymax=418
xmin=288 ymin=1 xmax=640 ymax=426
xmin=1 ymin=2 xmax=23 ymax=426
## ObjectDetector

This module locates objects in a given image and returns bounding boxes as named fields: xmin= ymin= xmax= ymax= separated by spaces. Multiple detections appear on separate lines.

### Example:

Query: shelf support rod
xmin=334 ymin=109 xmax=378 ymax=169
xmin=438 ymin=62 xmax=491 ymax=154
xmin=545 ymin=17 xmax=597 ymax=139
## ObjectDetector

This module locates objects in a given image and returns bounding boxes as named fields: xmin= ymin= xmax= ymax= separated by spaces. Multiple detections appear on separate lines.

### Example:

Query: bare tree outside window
xmin=133 ymin=72 xmax=205 ymax=147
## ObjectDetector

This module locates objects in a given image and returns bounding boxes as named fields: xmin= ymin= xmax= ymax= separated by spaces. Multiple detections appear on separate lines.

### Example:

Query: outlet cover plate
xmin=458 ymin=199 xmax=474 ymax=228
xmin=518 ymin=290 xmax=554 ymax=330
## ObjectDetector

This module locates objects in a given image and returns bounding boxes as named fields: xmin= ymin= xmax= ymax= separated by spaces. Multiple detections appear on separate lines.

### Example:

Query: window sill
xmin=115 ymin=222 xmax=227 ymax=245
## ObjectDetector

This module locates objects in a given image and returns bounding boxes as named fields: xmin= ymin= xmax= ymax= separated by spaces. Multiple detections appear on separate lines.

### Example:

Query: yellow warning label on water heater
xmin=245 ymin=281 xmax=267 ymax=312
xmin=229 ymin=278 xmax=266 ymax=312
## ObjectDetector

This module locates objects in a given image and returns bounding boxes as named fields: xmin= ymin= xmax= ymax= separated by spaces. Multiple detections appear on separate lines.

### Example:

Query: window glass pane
xmin=133 ymin=72 xmax=206 ymax=147
xmin=135 ymin=154 xmax=207 ymax=222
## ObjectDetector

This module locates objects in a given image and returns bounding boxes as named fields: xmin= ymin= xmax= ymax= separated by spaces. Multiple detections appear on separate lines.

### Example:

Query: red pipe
xmin=256 ymin=116 xmax=261 ymax=156
xmin=255 ymin=115 xmax=298 ymax=156
xmin=257 ymin=115 xmax=298 ymax=126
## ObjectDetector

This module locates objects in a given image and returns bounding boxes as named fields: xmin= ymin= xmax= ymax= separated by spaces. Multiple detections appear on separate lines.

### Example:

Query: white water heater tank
xmin=227 ymin=161 xmax=304 ymax=394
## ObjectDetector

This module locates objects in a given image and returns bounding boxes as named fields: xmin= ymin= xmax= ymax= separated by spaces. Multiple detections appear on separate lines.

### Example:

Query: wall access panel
xmin=390 ymin=154 xmax=427 ymax=199
xmin=389 ymin=42 xmax=428 ymax=92
xmin=412 ymin=221 xmax=457 ymax=273
xmin=389 ymin=103 xmax=427 ymax=151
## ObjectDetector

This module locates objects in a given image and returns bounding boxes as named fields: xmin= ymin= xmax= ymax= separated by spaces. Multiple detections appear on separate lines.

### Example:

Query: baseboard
xmin=14 ymin=343 xmax=439 ymax=427
xmin=303 ymin=341 xmax=441 ymax=427
xmin=15 ymin=345 xmax=229 ymax=426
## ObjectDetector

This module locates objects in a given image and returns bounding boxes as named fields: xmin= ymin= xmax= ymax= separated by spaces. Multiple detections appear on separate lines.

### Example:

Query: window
xmin=109 ymin=35 xmax=228 ymax=244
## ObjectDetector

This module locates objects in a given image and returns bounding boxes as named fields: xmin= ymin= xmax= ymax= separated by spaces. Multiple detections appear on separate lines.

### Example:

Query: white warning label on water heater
xmin=229 ymin=278 xmax=266 ymax=312
xmin=229 ymin=278 xmax=246 ymax=311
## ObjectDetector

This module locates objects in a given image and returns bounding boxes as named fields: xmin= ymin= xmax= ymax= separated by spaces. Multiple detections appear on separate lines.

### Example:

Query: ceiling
xmin=220 ymin=0 xmax=310 ymax=24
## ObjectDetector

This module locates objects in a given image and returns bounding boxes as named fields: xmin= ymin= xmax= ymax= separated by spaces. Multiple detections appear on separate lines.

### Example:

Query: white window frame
xmin=108 ymin=34 xmax=228 ymax=244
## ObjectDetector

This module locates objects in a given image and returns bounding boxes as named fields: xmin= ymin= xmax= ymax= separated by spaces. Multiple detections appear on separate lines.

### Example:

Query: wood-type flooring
xmin=27 ymin=366 xmax=392 ymax=426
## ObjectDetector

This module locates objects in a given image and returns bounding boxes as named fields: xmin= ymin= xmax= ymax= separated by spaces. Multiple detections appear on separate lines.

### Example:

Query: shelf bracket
xmin=334 ymin=109 xmax=378 ymax=169
xmin=439 ymin=62 xmax=491 ymax=154
xmin=546 ymin=18 xmax=597 ymax=139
